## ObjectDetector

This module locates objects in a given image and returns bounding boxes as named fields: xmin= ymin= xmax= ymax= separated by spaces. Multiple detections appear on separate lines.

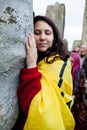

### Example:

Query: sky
xmin=33 ymin=0 xmax=85 ymax=50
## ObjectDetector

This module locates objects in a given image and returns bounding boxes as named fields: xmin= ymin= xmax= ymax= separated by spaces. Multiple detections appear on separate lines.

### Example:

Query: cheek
xmin=48 ymin=36 xmax=54 ymax=46
xmin=34 ymin=35 xmax=39 ymax=44
xmin=34 ymin=35 xmax=38 ymax=41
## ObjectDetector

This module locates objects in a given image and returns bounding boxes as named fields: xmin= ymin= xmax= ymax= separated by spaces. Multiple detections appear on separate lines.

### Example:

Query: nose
xmin=40 ymin=32 xmax=46 ymax=40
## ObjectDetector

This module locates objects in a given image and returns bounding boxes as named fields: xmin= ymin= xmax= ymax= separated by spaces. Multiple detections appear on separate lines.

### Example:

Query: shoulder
xmin=77 ymin=67 xmax=85 ymax=80
xmin=78 ymin=67 xmax=85 ymax=74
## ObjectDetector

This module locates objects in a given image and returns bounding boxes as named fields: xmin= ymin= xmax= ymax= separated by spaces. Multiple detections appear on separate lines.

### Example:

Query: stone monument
xmin=45 ymin=2 xmax=65 ymax=38
xmin=0 ymin=0 xmax=33 ymax=129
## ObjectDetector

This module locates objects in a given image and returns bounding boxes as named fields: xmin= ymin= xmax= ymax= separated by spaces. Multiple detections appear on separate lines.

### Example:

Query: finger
xmin=28 ymin=35 xmax=30 ymax=46
xmin=27 ymin=34 xmax=33 ymax=46
xmin=25 ymin=41 xmax=30 ymax=52
xmin=29 ymin=34 xmax=36 ymax=44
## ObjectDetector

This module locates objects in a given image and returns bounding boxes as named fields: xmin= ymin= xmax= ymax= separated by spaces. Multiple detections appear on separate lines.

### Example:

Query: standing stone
xmin=82 ymin=0 xmax=87 ymax=45
xmin=45 ymin=2 xmax=65 ymax=37
xmin=0 ymin=0 xmax=33 ymax=130
xmin=71 ymin=1 xmax=86 ymax=50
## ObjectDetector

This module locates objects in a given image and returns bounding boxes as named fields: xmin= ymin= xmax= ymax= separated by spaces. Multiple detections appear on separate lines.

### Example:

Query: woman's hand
xmin=25 ymin=34 xmax=37 ymax=68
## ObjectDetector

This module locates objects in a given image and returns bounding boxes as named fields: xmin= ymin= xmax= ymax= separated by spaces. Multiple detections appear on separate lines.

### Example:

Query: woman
xmin=70 ymin=52 xmax=85 ymax=95
xmin=70 ymin=52 xmax=87 ymax=130
xmin=70 ymin=52 xmax=81 ymax=87
xmin=12 ymin=15 xmax=75 ymax=130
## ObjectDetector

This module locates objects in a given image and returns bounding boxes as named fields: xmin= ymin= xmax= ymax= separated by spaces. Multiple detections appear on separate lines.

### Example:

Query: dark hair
xmin=34 ymin=15 xmax=69 ymax=63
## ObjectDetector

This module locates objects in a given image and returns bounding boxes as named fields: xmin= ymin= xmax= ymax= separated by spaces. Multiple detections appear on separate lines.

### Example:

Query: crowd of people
xmin=75 ymin=44 xmax=87 ymax=79
xmin=12 ymin=15 xmax=87 ymax=130
xmin=70 ymin=52 xmax=87 ymax=129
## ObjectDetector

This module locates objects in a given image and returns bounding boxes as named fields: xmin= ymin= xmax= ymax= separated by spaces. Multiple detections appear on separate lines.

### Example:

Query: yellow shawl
xmin=24 ymin=57 xmax=75 ymax=130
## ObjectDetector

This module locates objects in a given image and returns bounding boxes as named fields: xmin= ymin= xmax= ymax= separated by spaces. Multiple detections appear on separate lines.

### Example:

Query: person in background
xmin=75 ymin=46 xmax=80 ymax=53
xmin=12 ymin=15 xmax=75 ymax=130
xmin=80 ymin=44 xmax=87 ymax=55
xmin=80 ymin=44 xmax=87 ymax=79
xmin=70 ymin=52 xmax=87 ymax=130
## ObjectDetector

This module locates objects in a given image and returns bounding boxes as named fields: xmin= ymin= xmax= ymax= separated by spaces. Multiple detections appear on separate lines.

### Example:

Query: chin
xmin=38 ymin=48 xmax=48 ymax=52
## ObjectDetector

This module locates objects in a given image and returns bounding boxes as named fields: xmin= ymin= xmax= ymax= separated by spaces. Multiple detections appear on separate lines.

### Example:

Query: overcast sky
xmin=33 ymin=0 xmax=85 ymax=50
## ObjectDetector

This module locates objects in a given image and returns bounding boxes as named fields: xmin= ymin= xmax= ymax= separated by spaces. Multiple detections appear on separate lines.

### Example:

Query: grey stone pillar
xmin=46 ymin=2 xmax=65 ymax=38
xmin=0 ymin=0 xmax=33 ymax=130
xmin=82 ymin=0 xmax=87 ymax=45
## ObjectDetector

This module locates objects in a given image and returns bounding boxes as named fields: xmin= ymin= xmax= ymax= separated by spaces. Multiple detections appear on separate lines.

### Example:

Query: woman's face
xmin=34 ymin=20 xmax=54 ymax=52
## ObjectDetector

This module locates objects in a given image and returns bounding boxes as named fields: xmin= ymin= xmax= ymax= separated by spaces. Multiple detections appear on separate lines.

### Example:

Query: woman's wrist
xmin=26 ymin=63 xmax=37 ymax=68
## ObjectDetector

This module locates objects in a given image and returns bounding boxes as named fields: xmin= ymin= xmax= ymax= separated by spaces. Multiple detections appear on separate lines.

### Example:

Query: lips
xmin=38 ymin=43 xmax=47 ymax=47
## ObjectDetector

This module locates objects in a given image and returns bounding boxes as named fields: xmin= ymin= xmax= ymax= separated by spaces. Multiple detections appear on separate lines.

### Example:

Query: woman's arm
xmin=17 ymin=67 xmax=41 ymax=116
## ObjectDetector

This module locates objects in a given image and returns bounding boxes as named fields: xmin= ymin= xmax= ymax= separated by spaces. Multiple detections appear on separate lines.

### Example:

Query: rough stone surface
xmin=72 ymin=0 xmax=87 ymax=50
xmin=45 ymin=2 xmax=65 ymax=37
xmin=0 ymin=0 xmax=33 ymax=130
xmin=82 ymin=0 xmax=87 ymax=45
xmin=72 ymin=40 xmax=82 ymax=50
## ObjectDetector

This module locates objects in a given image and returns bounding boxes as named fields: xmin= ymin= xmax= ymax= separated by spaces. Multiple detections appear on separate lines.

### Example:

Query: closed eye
xmin=34 ymin=30 xmax=40 ymax=35
xmin=45 ymin=30 xmax=52 ymax=35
